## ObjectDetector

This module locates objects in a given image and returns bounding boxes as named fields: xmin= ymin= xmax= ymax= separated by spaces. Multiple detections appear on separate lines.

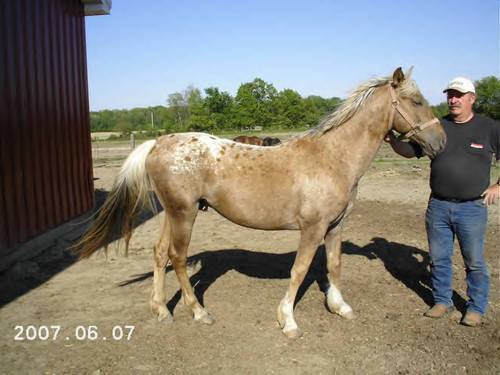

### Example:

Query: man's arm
xmin=483 ymin=120 xmax=500 ymax=205
xmin=384 ymin=131 xmax=419 ymax=158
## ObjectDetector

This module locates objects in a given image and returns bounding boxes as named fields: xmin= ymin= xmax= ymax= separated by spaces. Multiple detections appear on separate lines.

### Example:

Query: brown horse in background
xmin=262 ymin=137 xmax=281 ymax=146
xmin=76 ymin=68 xmax=445 ymax=338
xmin=233 ymin=135 xmax=264 ymax=145
xmin=233 ymin=135 xmax=281 ymax=146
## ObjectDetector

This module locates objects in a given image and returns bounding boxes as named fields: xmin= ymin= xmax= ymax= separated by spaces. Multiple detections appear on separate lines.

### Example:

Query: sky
xmin=85 ymin=0 xmax=500 ymax=111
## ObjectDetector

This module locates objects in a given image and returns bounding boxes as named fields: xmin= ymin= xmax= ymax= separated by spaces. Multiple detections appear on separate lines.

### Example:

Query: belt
xmin=431 ymin=193 xmax=482 ymax=203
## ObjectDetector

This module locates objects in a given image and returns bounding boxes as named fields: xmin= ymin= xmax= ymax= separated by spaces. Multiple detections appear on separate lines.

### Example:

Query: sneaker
xmin=424 ymin=304 xmax=454 ymax=318
xmin=461 ymin=311 xmax=482 ymax=327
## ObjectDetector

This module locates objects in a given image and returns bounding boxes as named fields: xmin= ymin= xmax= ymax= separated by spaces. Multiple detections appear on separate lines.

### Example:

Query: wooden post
xmin=130 ymin=133 xmax=135 ymax=150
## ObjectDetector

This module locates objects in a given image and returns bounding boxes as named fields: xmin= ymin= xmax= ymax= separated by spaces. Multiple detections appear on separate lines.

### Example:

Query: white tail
xmin=76 ymin=139 xmax=157 ymax=258
xmin=116 ymin=139 xmax=157 ymax=213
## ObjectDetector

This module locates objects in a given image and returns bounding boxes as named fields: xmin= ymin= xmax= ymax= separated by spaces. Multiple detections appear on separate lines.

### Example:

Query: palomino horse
xmin=77 ymin=68 xmax=445 ymax=338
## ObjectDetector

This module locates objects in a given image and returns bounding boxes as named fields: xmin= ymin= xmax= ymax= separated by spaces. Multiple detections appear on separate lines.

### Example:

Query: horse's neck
xmin=319 ymin=91 xmax=390 ymax=181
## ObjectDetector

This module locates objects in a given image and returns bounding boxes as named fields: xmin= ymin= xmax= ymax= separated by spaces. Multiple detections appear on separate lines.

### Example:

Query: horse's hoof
xmin=340 ymin=309 xmax=355 ymax=320
xmin=158 ymin=312 xmax=174 ymax=323
xmin=156 ymin=307 xmax=173 ymax=323
xmin=283 ymin=328 xmax=303 ymax=339
xmin=327 ymin=301 xmax=355 ymax=320
xmin=277 ymin=310 xmax=285 ymax=329
xmin=195 ymin=311 xmax=215 ymax=325
xmin=151 ymin=301 xmax=173 ymax=323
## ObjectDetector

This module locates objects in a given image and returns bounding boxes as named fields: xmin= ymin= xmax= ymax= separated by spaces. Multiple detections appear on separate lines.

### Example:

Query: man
xmin=386 ymin=77 xmax=500 ymax=326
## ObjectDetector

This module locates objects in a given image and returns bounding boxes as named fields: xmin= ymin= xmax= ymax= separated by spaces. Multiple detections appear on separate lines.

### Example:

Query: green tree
xmin=303 ymin=95 xmax=341 ymax=127
xmin=165 ymin=86 xmax=200 ymax=130
xmin=204 ymin=87 xmax=234 ymax=130
xmin=431 ymin=102 xmax=448 ymax=118
xmin=234 ymin=78 xmax=277 ymax=130
xmin=474 ymin=76 xmax=500 ymax=119
xmin=113 ymin=120 xmax=133 ymax=136
xmin=128 ymin=108 xmax=149 ymax=130
xmin=273 ymin=89 xmax=307 ymax=128
xmin=90 ymin=109 xmax=117 ymax=131
xmin=205 ymin=87 xmax=233 ymax=113
xmin=187 ymin=87 xmax=214 ymax=132
xmin=167 ymin=92 xmax=189 ymax=130
xmin=90 ymin=112 xmax=105 ymax=131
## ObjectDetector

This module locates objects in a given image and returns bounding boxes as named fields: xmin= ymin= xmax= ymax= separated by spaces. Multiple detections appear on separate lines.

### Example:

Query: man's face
xmin=447 ymin=89 xmax=476 ymax=118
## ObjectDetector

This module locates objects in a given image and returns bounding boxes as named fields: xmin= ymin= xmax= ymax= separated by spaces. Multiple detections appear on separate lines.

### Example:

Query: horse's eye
xmin=412 ymin=99 xmax=423 ymax=106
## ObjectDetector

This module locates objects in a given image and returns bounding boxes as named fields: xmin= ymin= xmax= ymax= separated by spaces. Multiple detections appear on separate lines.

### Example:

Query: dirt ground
xmin=1 ymin=142 xmax=499 ymax=374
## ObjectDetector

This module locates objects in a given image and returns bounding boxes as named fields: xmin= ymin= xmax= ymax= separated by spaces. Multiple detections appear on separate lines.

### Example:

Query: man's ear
xmin=392 ymin=67 xmax=405 ymax=88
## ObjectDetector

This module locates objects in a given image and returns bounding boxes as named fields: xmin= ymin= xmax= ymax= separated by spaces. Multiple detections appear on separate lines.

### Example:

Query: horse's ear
xmin=405 ymin=66 xmax=414 ymax=79
xmin=392 ymin=67 xmax=405 ymax=87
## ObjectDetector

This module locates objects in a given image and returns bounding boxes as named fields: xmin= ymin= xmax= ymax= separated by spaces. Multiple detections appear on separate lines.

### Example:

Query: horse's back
xmin=146 ymin=132 xmax=231 ymax=185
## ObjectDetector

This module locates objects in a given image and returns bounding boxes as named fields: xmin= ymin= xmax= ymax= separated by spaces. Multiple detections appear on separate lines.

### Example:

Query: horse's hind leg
xmin=277 ymin=223 xmax=327 ymax=339
xmin=324 ymin=225 xmax=354 ymax=320
xmin=123 ymin=223 xmax=132 ymax=257
xmin=167 ymin=207 xmax=214 ymax=325
xmin=151 ymin=217 xmax=173 ymax=322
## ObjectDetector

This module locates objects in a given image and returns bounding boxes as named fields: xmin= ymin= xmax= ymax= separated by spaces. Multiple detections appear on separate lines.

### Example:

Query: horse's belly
xmin=208 ymin=187 xmax=299 ymax=230
xmin=213 ymin=206 xmax=299 ymax=230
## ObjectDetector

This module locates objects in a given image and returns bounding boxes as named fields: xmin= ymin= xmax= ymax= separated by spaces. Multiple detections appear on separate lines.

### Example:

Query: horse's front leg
xmin=277 ymin=223 xmax=327 ymax=339
xmin=324 ymin=226 xmax=354 ymax=319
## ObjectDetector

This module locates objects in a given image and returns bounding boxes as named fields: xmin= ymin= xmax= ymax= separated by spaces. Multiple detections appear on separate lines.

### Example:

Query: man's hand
xmin=481 ymin=183 xmax=500 ymax=205
xmin=383 ymin=131 xmax=417 ymax=158
xmin=384 ymin=131 xmax=397 ymax=144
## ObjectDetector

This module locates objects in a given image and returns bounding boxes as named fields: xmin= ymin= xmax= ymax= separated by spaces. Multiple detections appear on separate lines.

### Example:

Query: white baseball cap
xmin=443 ymin=77 xmax=475 ymax=94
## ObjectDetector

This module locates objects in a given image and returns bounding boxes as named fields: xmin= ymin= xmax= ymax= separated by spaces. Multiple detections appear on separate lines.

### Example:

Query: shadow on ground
xmin=119 ymin=238 xmax=467 ymax=315
xmin=0 ymin=188 xmax=162 ymax=307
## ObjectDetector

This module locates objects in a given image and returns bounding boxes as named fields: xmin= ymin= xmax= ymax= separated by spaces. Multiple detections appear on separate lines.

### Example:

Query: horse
xmin=233 ymin=135 xmax=265 ymax=145
xmin=262 ymin=137 xmax=281 ymax=146
xmin=76 ymin=68 xmax=446 ymax=338
xmin=233 ymin=135 xmax=281 ymax=146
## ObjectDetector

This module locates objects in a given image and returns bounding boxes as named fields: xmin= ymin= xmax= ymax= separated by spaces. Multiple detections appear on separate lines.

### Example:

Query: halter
xmin=388 ymin=85 xmax=440 ymax=139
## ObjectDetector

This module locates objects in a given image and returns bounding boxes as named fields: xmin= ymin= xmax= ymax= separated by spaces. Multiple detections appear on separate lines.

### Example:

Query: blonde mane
xmin=304 ymin=71 xmax=419 ymax=137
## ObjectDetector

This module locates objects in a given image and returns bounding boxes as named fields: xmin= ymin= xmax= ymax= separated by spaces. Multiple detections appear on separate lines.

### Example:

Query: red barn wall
xmin=0 ymin=0 xmax=94 ymax=250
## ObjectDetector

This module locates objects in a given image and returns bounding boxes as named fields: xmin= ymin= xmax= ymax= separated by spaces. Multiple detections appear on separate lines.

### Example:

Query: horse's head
xmin=389 ymin=67 xmax=446 ymax=158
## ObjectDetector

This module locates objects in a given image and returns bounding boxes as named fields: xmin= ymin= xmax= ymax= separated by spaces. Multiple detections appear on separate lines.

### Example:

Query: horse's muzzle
xmin=421 ymin=132 xmax=446 ymax=159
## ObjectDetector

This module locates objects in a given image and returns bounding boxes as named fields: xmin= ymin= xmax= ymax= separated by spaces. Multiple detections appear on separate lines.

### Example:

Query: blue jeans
xmin=425 ymin=197 xmax=489 ymax=315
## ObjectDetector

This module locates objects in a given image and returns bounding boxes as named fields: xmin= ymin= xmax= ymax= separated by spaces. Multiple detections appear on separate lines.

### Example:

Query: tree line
xmin=90 ymin=76 xmax=500 ymax=135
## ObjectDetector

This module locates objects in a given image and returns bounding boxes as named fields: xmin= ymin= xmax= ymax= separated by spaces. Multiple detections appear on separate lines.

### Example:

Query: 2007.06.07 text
xmin=14 ymin=325 xmax=135 ymax=341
